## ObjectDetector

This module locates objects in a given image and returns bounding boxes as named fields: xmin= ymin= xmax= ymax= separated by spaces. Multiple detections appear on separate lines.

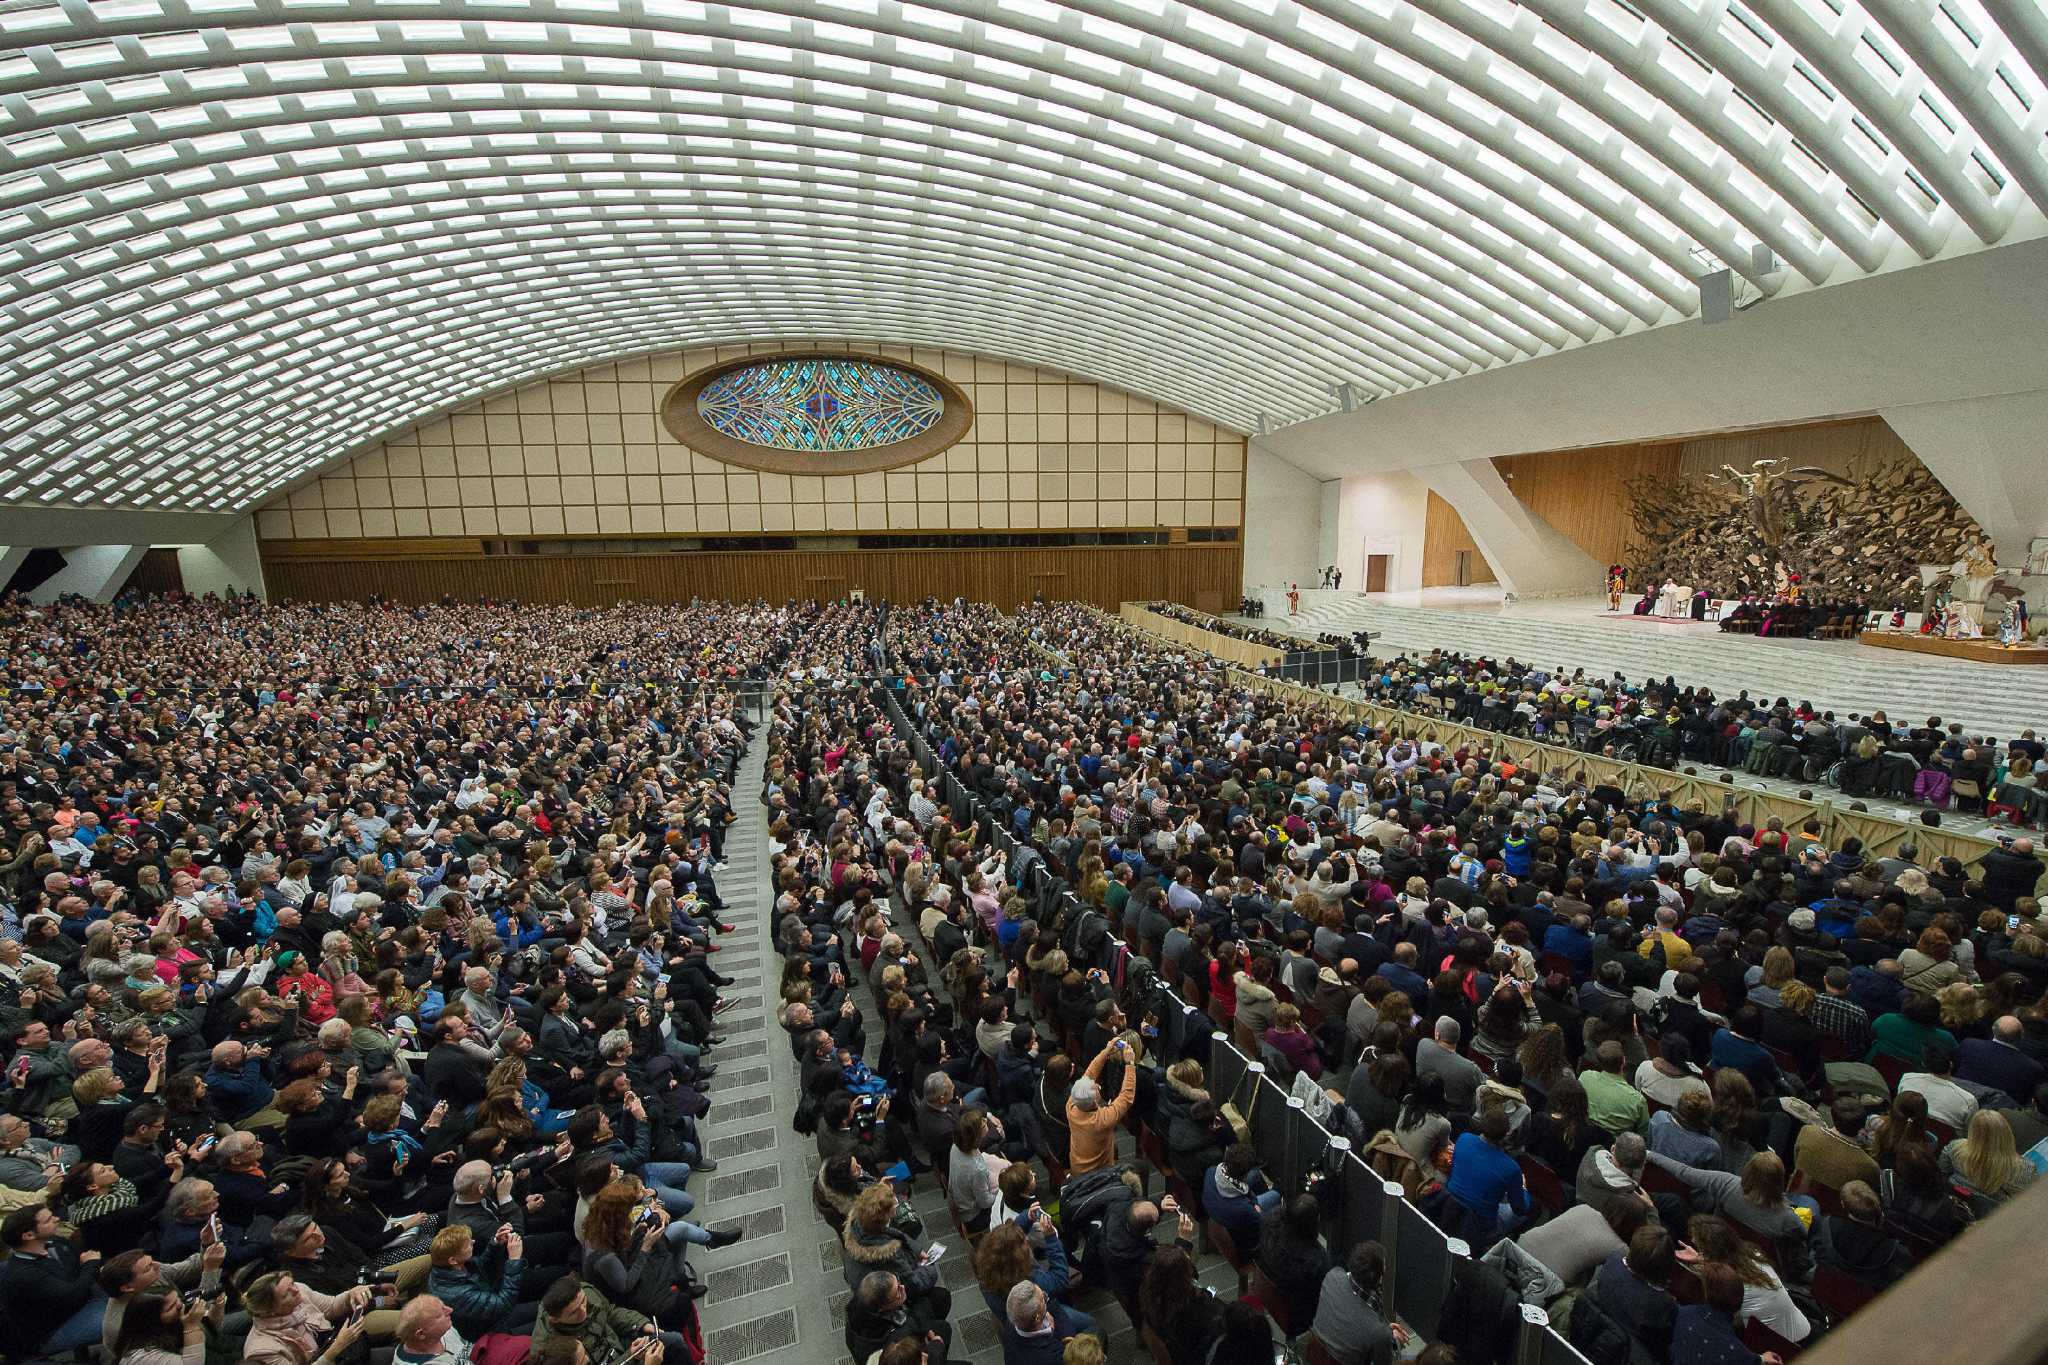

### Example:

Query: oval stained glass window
xmin=695 ymin=357 xmax=944 ymax=452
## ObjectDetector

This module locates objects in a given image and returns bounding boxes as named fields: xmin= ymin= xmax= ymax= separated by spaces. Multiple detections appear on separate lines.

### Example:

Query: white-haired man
xmin=1065 ymin=1038 xmax=1136 ymax=1175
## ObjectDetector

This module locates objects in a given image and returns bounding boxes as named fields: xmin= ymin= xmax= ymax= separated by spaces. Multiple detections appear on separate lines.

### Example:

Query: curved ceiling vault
xmin=1 ymin=0 xmax=2045 ymax=513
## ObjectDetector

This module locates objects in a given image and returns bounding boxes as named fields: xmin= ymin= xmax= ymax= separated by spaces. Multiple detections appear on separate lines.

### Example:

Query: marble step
xmin=1238 ymin=596 xmax=2048 ymax=742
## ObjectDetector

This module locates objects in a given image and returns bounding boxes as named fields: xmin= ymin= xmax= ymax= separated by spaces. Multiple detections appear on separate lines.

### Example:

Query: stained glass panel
xmin=696 ymin=357 xmax=945 ymax=452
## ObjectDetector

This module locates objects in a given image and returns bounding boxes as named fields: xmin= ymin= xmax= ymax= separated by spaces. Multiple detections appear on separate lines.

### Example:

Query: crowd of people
xmin=1333 ymin=641 xmax=2048 ymax=821
xmin=0 ymin=592 xmax=884 ymax=1365
xmin=4 ymin=585 xmax=2045 ymax=1365
xmin=801 ymin=598 xmax=2047 ymax=1365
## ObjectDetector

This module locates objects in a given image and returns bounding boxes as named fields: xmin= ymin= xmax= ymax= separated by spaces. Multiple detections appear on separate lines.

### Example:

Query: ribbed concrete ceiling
xmin=2 ymin=0 xmax=2044 ymax=511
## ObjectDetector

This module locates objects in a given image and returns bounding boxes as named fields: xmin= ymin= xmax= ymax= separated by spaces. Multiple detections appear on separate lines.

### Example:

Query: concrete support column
xmin=0 ymin=547 xmax=31 ymax=592
xmin=1413 ymin=458 xmax=1601 ymax=597
xmin=175 ymin=514 xmax=267 ymax=600
xmin=1880 ymin=391 xmax=2048 ymax=567
xmin=26 ymin=545 xmax=145 ymax=604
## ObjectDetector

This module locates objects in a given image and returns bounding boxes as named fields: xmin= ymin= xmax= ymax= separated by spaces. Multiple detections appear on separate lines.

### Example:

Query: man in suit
xmin=1957 ymin=1014 xmax=2046 ymax=1102
xmin=424 ymin=1016 xmax=494 ymax=1107
xmin=1375 ymin=942 xmax=1428 ymax=1000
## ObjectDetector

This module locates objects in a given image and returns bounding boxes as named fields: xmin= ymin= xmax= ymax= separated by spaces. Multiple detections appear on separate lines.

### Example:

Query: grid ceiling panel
xmin=1 ymin=0 xmax=2044 ymax=511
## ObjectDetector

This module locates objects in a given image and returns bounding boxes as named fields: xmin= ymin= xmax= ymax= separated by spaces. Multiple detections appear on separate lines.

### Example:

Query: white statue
xmin=1916 ymin=540 xmax=2019 ymax=621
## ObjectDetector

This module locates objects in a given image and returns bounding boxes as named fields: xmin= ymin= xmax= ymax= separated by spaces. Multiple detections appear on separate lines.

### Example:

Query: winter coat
xmin=426 ymin=1244 xmax=527 ymax=1340
xmin=527 ymin=1282 xmax=650 ymax=1362
xmin=840 ymin=1217 xmax=941 ymax=1297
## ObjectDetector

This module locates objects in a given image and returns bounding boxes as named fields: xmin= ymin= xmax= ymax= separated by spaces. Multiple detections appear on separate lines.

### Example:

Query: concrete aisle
xmin=689 ymin=713 xmax=1239 ymax=1365
xmin=680 ymin=719 xmax=826 ymax=1364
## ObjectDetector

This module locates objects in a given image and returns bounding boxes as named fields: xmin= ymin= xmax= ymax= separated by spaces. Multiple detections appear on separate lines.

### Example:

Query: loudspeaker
xmin=1699 ymin=269 xmax=1733 ymax=324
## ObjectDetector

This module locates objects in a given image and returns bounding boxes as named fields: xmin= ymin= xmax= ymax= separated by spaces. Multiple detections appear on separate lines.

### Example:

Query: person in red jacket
xmin=275 ymin=950 xmax=336 ymax=1024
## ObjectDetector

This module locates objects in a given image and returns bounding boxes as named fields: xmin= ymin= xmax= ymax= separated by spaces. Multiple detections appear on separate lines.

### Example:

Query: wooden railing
xmin=1118 ymin=601 xmax=1285 ymax=667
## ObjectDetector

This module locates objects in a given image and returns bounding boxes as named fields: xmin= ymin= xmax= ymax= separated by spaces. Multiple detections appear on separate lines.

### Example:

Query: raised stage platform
xmin=1860 ymin=631 xmax=2048 ymax=665
xmin=1231 ymin=589 xmax=2048 ymax=741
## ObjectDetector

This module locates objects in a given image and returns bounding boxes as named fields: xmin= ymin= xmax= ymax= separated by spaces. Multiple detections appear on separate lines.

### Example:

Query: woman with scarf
xmin=357 ymin=1090 xmax=457 ymax=1212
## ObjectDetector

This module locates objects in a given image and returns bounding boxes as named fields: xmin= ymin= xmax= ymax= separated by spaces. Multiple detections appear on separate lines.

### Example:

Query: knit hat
xmin=1787 ymin=909 xmax=1817 ymax=932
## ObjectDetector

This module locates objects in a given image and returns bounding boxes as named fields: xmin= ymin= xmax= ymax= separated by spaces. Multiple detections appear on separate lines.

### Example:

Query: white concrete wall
xmin=1333 ymin=471 xmax=1429 ymax=595
xmin=1242 ymin=441 xmax=1323 ymax=592
xmin=27 ymin=545 xmax=145 ymax=604
xmin=1316 ymin=480 xmax=1341 ymax=574
xmin=1259 ymin=237 xmax=2048 ymax=482
xmin=176 ymin=515 xmax=267 ymax=599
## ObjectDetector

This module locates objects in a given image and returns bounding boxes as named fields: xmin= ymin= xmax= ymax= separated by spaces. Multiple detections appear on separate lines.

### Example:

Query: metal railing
xmin=875 ymin=678 xmax=1597 ymax=1365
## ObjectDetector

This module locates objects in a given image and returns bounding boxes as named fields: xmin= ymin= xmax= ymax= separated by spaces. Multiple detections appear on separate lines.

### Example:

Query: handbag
xmin=1219 ymin=1068 xmax=1255 ymax=1148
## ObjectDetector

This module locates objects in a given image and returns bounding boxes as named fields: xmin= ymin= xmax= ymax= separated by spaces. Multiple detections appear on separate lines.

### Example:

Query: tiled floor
xmin=686 ymin=719 xmax=1243 ymax=1365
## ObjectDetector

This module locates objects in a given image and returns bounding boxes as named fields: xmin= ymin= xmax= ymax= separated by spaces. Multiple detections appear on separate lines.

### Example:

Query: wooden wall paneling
xmin=258 ymin=542 xmax=1243 ymax=612
xmin=1671 ymin=417 xmax=1915 ymax=481
xmin=120 ymin=549 xmax=185 ymax=596
xmin=1118 ymin=603 xmax=1283 ymax=666
xmin=1492 ymin=443 xmax=1683 ymax=567
xmin=1420 ymin=490 xmax=1499 ymax=587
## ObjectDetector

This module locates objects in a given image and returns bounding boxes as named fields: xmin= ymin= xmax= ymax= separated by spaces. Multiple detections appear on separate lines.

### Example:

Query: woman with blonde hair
xmin=72 ymin=1062 xmax=147 ymax=1159
xmin=1940 ymin=1108 xmax=2035 ymax=1207
xmin=1936 ymin=981 xmax=1986 ymax=1035
xmin=1747 ymin=947 xmax=1797 ymax=1009
xmin=840 ymin=1182 xmax=951 ymax=1317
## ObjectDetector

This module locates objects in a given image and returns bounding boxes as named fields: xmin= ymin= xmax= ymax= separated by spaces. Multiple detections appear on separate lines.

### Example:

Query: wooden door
xmin=1365 ymin=555 xmax=1389 ymax=593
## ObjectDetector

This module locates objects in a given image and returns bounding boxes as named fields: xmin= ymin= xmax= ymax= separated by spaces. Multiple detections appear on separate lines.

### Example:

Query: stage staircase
xmin=1235 ymin=595 xmax=2048 ymax=743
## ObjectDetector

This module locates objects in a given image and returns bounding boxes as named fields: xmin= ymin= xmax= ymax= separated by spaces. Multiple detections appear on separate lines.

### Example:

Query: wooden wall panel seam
xmin=257 ymin=542 xmax=1242 ymax=613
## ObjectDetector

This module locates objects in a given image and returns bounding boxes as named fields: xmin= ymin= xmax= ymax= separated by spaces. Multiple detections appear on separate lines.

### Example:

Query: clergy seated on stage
xmin=1719 ymin=600 xmax=1763 ymax=634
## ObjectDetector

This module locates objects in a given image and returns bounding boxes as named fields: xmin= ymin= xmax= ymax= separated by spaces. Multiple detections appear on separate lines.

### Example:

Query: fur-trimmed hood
xmin=1164 ymin=1071 xmax=1211 ymax=1105
xmin=815 ymin=1165 xmax=857 ymax=1220
xmin=842 ymin=1217 xmax=912 ymax=1265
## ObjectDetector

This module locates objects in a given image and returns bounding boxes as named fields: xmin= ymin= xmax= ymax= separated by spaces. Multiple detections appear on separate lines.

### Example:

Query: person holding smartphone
xmin=105 ymin=1286 xmax=224 ymax=1365
xmin=240 ymin=1270 xmax=375 ymax=1365
xmin=1065 ymin=1040 xmax=1138 ymax=1176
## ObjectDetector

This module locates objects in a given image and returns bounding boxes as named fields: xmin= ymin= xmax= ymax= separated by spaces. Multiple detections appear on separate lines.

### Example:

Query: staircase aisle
xmin=677 ymin=717 xmax=827 ymax=1365
xmin=689 ymin=700 xmax=1241 ymax=1365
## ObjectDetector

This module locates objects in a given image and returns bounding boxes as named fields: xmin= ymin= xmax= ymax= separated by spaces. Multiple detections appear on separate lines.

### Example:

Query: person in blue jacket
xmin=1500 ymin=825 xmax=1534 ymax=878
xmin=1202 ymin=1142 xmax=1280 ymax=1252
xmin=1444 ymin=1109 xmax=1531 ymax=1249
